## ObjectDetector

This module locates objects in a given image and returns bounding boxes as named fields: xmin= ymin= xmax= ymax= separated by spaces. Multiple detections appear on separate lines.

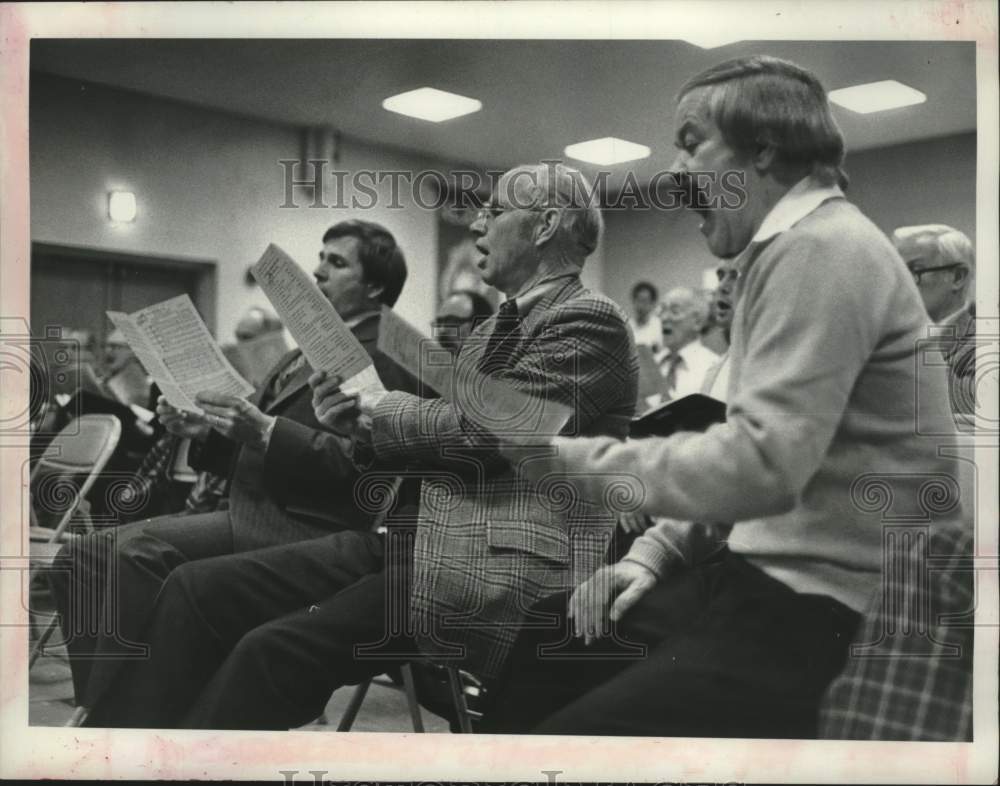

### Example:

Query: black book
xmin=629 ymin=393 xmax=726 ymax=439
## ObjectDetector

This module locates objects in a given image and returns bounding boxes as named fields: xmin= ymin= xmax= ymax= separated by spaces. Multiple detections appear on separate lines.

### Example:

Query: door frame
xmin=31 ymin=242 xmax=218 ymax=334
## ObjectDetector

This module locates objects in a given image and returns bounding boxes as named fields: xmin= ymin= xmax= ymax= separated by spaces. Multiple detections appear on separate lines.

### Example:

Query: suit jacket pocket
xmin=486 ymin=519 xmax=569 ymax=564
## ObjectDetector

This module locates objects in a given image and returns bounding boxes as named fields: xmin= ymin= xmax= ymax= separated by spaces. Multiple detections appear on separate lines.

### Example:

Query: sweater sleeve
xmin=548 ymin=228 xmax=890 ymax=523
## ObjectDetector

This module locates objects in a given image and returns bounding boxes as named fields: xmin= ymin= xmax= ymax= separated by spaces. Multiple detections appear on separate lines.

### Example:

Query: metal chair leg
xmin=446 ymin=667 xmax=474 ymax=733
xmin=336 ymin=678 xmax=372 ymax=731
xmin=400 ymin=663 xmax=424 ymax=733
xmin=29 ymin=617 xmax=61 ymax=668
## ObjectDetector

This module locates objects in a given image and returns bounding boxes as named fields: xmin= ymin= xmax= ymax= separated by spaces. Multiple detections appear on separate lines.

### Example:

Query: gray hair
xmin=892 ymin=224 xmax=975 ymax=271
xmin=663 ymin=286 xmax=711 ymax=327
xmin=501 ymin=162 xmax=603 ymax=257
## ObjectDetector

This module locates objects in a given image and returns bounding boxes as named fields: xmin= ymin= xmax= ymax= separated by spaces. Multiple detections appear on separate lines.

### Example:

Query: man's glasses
xmin=907 ymin=263 xmax=961 ymax=285
xmin=716 ymin=267 xmax=739 ymax=284
xmin=475 ymin=204 xmax=548 ymax=223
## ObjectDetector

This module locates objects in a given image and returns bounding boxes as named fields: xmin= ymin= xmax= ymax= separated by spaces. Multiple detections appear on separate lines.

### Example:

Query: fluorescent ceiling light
xmin=564 ymin=137 xmax=651 ymax=166
xmin=382 ymin=87 xmax=482 ymax=122
xmin=828 ymin=80 xmax=927 ymax=114
xmin=682 ymin=34 xmax=742 ymax=49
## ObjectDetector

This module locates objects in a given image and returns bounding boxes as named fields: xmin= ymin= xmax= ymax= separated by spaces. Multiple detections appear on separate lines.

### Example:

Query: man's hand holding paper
xmin=194 ymin=391 xmax=276 ymax=452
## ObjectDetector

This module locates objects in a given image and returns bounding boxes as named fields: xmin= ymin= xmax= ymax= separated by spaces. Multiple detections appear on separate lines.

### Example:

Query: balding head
xmin=892 ymin=224 xmax=974 ymax=322
xmin=659 ymin=286 xmax=711 ymax=352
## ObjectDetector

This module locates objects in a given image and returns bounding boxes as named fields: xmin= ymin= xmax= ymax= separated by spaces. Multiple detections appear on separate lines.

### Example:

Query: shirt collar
xmin=656 ymin=339 xmax=701 ymax=364
xmin=508 ymin=271 xmax=579 ymax=317
xmin=731 ymin=176 xmax=844 ymax=275
xmin=752 ymin=175 xmax=844 ymax=243
xmin=344 ymin=309 xmax=381 ymax=329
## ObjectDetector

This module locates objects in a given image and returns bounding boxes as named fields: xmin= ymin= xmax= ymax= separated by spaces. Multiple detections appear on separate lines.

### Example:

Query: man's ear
xmin=752 ymin=138 xmax=778 ymax=173
xmin=534 ymin=207 xmax=562 ymax=247
xmin=366 ymin=280 xmax=385 ymax=302
xmin=952 ymin=264 xmax=970 ymax=290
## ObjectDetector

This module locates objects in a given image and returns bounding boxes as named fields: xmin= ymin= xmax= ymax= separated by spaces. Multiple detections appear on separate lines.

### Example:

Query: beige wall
xmin=598 ymin=132 xmax=977 ymax=311
xmin=29 ymin=73 xmax=457 ymax=340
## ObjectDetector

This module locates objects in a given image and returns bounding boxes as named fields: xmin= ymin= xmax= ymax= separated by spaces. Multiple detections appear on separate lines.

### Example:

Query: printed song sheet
xmin=251 ymin=244 xmax=380 ymax=396
xmin=376 ymin=305 xmax=454 ymax=396
xmin=107 ymin=294 xmax=253 ymax=412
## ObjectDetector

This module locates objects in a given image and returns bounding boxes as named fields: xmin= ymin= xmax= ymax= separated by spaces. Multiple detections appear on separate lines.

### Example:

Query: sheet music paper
xmin=376 ymin=305 xmax=454 ymax=396
xmin=107 ymin=294 xmax=253 ymax=412
xmin=250 ymin=244 xmax=381 ymax=396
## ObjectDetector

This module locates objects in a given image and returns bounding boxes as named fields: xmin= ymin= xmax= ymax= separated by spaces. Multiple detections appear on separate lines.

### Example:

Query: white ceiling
xmin=31 ymin=38 xmax=976 ymax=185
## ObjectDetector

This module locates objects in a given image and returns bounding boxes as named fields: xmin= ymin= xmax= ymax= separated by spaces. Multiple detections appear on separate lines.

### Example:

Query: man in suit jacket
xmin=891 ymin=224 xmax=977 ymax=422
xmin=72 ymin=162 xmax=639 ymax=730
xmin=49 ymin=220 xmax=419 ymax=712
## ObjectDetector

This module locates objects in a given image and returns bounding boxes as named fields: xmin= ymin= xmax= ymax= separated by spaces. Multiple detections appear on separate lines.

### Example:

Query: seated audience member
xmin=616 ymin=260 xmax=739 ymax=547
xmin=628 ymin=280 xmax=664 ymax=351
xmin=76 ymin=162 xmax=638 ymax=730
xmin=233 ymin=305 xmax=283 ymax=342
xmin=819 ymin=525 xmax=973 ymax=741
xmin=892 ymin=224 xmax=977 ymax=421
xmin=116 ymin=308 xmax=290 ymax=523
xmin=699 ymin=283 xmax=731 ymax=355
xmin=101 ymin=328 xmax=152 ymax=408
xmin=481 ymin=55 xmax=969 ymax=738
xmin=49 ymin=220 xmax=420 ymax=720
xmin=432 ymin=289 xmax=495 ymax=355
xmin=645 ymin=285 xmax=719 ymax=407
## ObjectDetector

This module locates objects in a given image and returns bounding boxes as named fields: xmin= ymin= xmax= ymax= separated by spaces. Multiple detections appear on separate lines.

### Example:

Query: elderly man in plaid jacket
xmin=75 ymin=162 xmax=638 ymax=730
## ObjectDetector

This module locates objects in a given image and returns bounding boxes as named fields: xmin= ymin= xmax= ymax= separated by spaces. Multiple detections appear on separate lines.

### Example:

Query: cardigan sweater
xmin=551 ymin=181 xmax=970 ymax=613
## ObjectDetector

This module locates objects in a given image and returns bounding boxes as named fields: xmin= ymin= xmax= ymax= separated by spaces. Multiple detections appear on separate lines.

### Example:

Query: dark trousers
xmin=481 ymin=549 xmax=860 ymax=738
xmin=83 ymin=528 xmax=411 ymax=730
xmin=48 ymin=510 xmax=235 ymax=708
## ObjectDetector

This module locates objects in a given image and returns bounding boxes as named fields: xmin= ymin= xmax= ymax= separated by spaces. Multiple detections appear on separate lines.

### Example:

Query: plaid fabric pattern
xmin=819 ymin=526 xmax=974 ymax=740
xmin=372 ymin=275 xmax=639 ymax=678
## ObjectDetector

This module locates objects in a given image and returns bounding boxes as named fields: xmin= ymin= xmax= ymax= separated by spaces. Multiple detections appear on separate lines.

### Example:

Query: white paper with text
xmin=107 ymin=294 xmax=253 ymax=412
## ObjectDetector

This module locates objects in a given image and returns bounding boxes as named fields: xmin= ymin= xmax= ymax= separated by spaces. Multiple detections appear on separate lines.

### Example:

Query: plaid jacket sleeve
xmin=819 ymin=526 xmax=974 ymax=741
xmin=371 ymin=295 xmax=636 ymax=470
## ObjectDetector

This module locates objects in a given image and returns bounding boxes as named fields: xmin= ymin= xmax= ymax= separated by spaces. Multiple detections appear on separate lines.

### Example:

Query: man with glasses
xmin=892 ymin=224 xmax=976 ymax=420
xmin=68 ymin=162 xmax=639 ymax=730
xmin=482 ymin=56 xmax=968 ymax=738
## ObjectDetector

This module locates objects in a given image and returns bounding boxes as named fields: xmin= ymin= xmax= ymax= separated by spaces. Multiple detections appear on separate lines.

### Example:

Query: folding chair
xmin=28 ymin=414 xmax=122 ymax=668
xmin=336 ymin=662 xmax=486 ymax=733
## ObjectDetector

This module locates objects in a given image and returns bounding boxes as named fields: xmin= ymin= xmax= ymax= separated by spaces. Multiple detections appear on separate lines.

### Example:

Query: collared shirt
xmin=646 ymin=340 xmax=720 ymax=405
xmin=344 ymin=309 xmax=381 ymax=329
xmin=507 ymin=270 xmax=580 ymax=317
xmin=555 ymin=175 xmax=965 ymax=616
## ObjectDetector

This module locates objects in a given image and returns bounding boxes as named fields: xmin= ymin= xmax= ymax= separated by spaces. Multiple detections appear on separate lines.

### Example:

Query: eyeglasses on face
xmin=907 ymin=263 xmax=961 ymax=285
xmin=475 ymin=203 xmax=549 ymax=223
xmin=716 ymin=267 xmax=740 ymax=283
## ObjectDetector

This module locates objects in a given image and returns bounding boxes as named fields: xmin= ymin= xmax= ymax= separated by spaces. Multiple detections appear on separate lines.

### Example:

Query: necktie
xmin=261 ymin=353 xmax=306 ymax=409
xmin=660 ymin=352 xmax=684 ymax=400
xmin=479 ymin=299 xmax=520 ymax=376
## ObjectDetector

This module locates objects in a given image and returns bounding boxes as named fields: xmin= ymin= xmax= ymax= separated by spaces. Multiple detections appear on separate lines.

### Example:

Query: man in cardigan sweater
xmin=482 ymin=56 xmax=970 ymax=737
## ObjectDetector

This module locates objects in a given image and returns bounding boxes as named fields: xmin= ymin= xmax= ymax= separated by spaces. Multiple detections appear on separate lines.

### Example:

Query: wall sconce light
xmin=108 ymin=191 xmax=137 ymax=223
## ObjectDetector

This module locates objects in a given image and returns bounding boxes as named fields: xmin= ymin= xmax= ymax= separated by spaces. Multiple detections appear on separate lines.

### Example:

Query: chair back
xmin=31 ymin=414 xmax=122 ymax=537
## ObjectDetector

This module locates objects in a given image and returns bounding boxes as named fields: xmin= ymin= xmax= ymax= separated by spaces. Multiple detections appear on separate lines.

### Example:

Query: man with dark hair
xmin=50 ymin=219 xmax=420 ymax=719
xmin=77 ymin=162 xmax=638 ymax=731
xmin=483 ymin=56 xmax=968 ymax=738
xmin=628 ymin=280 xmax=662 ymax=350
